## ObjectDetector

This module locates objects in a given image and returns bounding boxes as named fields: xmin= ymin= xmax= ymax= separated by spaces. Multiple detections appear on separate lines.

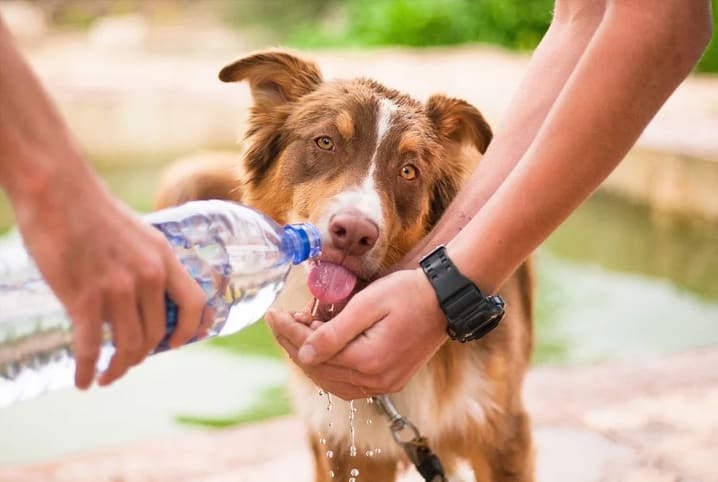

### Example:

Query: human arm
xmin=0 ymin=17 xmax=206 ymax=388
xmin=448 ymin=0 xmax=713 ymax=293
xmin=267 ymin=0 xmax=713 ymax=400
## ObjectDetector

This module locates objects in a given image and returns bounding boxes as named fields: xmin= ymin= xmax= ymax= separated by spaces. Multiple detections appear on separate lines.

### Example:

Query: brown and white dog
xmin=155 ymin=50 xmax=534 ymax=482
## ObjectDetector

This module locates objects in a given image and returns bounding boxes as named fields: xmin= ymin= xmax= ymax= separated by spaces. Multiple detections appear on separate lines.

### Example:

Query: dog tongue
xmin=308 ymin=263 xmax=358 ymax=304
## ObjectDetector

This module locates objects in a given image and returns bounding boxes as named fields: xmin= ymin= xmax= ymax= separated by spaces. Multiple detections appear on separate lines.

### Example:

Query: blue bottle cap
xmin=283 ymin=223 xmax=322 ymax=264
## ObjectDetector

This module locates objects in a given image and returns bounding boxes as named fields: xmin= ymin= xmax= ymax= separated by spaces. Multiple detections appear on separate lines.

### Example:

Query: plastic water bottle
xmin=0 ymin=200 xmax=321 ymax=408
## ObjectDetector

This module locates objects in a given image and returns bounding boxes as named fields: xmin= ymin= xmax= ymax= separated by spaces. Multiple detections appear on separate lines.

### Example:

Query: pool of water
xmin=0 ymin=163 xmax=717 ymax=466
xmin=537 ymin=192 xmax=718 ymax=363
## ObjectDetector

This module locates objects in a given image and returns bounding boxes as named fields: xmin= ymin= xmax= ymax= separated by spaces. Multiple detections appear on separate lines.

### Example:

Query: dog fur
xmin=154 ymin=50 xmax=534 ymax=482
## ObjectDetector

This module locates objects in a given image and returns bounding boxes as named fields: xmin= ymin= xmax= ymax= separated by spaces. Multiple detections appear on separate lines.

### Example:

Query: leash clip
xmin=371 ymin=396 xmax=447 ymax=482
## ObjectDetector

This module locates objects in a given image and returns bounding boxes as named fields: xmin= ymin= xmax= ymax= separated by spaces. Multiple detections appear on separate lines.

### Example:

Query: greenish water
xmin=544 ymin=192 xmax=718 ymax=301
xmin=536 ymin=192 xmax=718 ymax=364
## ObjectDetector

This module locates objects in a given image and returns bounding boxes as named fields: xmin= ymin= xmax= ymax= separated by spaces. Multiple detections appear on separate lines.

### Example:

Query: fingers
xmin=274 ymin=333 xmax=368 ymax=401
xmin=293 ymin=311 xmax=315 ymax=326
xmin=137 ymin=260 xmax=168 ymax=356
xmin=266 ymin=309 xmax=313 ymax=347
xmin=299 ymin=292 xmax=387 ymax=365
xmin=164 ymin=253 xmax=205 ymax=348
xmin=268 ymin=309 xmax=375 ymax=400
xmin=69 ymin=299 xmax=103 ymax=390
xmin=98 ymin=284 xmax=144 ymax=387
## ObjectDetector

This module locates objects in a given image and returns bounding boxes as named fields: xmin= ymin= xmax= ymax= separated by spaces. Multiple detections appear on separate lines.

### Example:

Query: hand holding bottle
xmin=14 ymin=175 xmax=206 ymax=389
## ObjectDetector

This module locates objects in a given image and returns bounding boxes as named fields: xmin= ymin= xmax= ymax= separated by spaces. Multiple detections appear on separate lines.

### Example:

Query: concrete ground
xmin=2 ymin=348 xmax=716 ymax=482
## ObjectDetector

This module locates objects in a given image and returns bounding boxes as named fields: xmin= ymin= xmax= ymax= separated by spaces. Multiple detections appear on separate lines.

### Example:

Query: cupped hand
xmin=265 ymin=309 xmax=362 ymax=398
xmin=15 ymin=176 xmax=206 ymax=389
xmin=265 ymin=269 xmax=448 ymax=400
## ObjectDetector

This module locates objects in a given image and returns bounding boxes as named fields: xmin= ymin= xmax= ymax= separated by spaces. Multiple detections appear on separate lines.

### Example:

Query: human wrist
xmin=412 ymin=267 xmax=450 ymax=340
xmin=418 ymin=246 xmax=505 ymax=342
xmin=6 ymin=150 xmax=82 ymax=204
xmin=4 ymin=143 xmax=107 ymax=231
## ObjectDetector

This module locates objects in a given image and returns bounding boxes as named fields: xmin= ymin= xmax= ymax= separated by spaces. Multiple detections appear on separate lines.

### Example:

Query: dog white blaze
xmin=374 ymin=97 xmax=397 ymax=156
xmin=318 ymin=97 xmax=398 ymax=237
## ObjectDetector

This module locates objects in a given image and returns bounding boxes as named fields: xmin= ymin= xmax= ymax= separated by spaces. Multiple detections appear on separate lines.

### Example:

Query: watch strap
xmin=419 ymin=245 xmax=505 ymax=342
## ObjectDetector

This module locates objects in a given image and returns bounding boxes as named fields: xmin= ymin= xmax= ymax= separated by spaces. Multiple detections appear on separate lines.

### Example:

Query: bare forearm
xmin=0 ymin=16 xmax=94 ymax=204
xmin=449 ymin=0 xmax=712 ymax=293
xmin=403 ymin=1 xmax=606 ymax=265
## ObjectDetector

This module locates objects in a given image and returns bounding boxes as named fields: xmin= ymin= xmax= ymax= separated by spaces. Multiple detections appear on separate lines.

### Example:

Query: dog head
xmin=220 ymin=50 xmax=492 ymax=305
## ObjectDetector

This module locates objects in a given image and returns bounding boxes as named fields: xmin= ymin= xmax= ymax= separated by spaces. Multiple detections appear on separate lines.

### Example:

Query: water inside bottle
xmin=0 ymin=207 xmax=295 ymax=408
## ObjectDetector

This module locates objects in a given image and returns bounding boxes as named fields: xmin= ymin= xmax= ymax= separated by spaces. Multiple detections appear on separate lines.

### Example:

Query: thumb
xmin=298 ymin=291 xmax=383 ymax=365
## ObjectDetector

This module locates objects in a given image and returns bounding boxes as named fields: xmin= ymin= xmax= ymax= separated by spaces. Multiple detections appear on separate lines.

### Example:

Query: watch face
xmin=448 ymin=295 xmax=505 ymax=342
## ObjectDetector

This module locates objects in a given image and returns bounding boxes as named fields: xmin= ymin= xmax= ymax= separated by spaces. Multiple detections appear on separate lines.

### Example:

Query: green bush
xmin=290 ymin=0 xmax=553 ymax=51
xmin=286 ymin=0 xmax=717 ymax=73
xmin=355 ymin=0 xmax=551 ymax=50
xmin=695 ymin=0 xmax=718 ymax=73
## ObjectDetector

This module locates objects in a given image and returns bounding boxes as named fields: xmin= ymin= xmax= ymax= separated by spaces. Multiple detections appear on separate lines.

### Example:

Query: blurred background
xmin=0 ymin=0 xmax=716 ymax=479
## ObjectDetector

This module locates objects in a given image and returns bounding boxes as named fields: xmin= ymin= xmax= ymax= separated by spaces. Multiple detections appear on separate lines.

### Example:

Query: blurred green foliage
xmin=207 ymin=319 xmax=283 ymax=358
xmin=289 ymin=0 xmax=553 ymax=51
xmin=222 ymin=0 xmax=716 ymax=73
xmin=175 ymin=385 xmax=292 ymax=428
xmin=696 ymin=0 xmax=718 ymax=73
xmin=38 ymin=0 xmax=717 ymax=71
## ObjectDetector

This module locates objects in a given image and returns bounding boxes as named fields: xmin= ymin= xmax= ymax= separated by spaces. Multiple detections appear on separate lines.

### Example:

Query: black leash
xmin=372 ymin=395 xmax=447 ymax=482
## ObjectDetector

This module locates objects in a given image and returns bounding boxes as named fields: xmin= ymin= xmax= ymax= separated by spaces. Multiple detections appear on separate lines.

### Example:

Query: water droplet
xmin=320 ymin=438 xmax=327 ymax=445
xmin=348 ymin=400 xmax=357 ymax=456
xmin=318 ymin=389 xmax=324 ymax=397
xmin=375 ymin=448 xmax=382 ymax=455
xmin=311 ymin=297 xmax=320 ymax=317
xmin=326 ymin=450 xmax=334 ymax=459
xmin=365 ymin=450 xmax=374 ymax=457
xmin=366 ymin=419 xmax=372 ymax=425
xmin=349 ymin=478 xmax=356 ymax=482
xmin=350 ymin=468 xmax=360 ymax=476
xmin=329 ymin=470 xmax=335 ymax=478
xmin=328 ymin=421 xmax=334 ymax=428
xmin=366 ymin=397 xmax=374 ymax=404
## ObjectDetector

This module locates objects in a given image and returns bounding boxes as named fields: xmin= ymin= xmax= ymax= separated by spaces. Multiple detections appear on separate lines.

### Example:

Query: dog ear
xmin=219 ymin=51 xmax=322 ymax=187
xmin=425 ymin=94 xmax=492 ymax=154
xmin=424 ymin=95 xmax=492 ymax=229
xmin=219 ymin=50 xmax=323 ymax=109
xmin=426 ymin=174 xmax=462 ymax=230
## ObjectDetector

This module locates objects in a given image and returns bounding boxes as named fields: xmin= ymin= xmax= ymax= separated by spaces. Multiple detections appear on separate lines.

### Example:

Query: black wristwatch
xmin=419 ymin=245 xmax=505 ymax=342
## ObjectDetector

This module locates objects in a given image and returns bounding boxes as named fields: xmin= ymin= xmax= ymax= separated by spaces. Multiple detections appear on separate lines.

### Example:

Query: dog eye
xmin=315 ymin=136 xmax=335 ymax=151
xmin=400 ymin=164 xmax=418 ymax=180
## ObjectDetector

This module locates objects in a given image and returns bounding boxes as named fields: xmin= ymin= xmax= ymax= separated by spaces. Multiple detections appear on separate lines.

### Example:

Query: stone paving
xmin=2 ymin=348 xmax=716 ymax=482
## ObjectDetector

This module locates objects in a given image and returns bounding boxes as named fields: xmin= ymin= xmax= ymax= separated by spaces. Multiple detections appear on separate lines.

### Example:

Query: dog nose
xmin=329 ymin=211 xmax=379 ymax=256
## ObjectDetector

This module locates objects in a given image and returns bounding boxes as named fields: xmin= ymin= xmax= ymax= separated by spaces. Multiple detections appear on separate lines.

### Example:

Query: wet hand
xmin=266 ymin=309 xmax=361 ymax=398
xmin=266 ymin=269 xmax=448 ymax=400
